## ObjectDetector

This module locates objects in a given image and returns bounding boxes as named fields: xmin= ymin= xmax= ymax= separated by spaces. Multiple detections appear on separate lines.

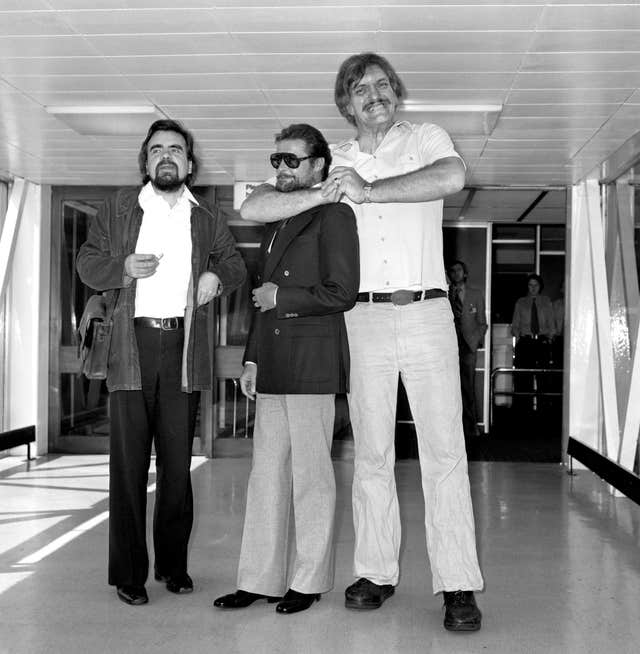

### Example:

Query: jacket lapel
xmin=262 ymin=211 xmax=315 ymax=281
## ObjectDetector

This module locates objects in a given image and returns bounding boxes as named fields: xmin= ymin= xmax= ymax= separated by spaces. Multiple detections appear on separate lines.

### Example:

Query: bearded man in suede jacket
xmin=77 ymin=119 xmax=246 ymax=606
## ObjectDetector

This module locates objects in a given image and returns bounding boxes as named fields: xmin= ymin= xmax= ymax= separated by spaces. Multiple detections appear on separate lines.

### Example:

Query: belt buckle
xmin=390 ymin=290 xmax=415 ymax=306
xmin=161 ymin=317 xmax=178 ymax=330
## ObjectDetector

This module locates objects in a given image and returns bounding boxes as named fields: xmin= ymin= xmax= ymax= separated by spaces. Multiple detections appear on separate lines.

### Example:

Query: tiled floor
xmin=1 ymin=453 xmax=639 ymax=654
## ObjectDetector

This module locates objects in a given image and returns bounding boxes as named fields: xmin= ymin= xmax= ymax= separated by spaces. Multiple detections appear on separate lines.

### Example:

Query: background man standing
xmin=241 ymin=53 xmax=484 ymax=632
xmin=77 ymin=119 xmax=246 ymax=606
xmin=214 ymin=124 xmax=359 ymax=615
xmin=448 ymin=260 xmax=488 ymax=440
xmin=511 ymin=273 xmax=555 ymax=411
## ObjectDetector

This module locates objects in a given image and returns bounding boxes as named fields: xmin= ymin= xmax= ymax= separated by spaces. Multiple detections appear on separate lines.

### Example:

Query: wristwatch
xmin=363 ymin=183 xmax=373 ymax=203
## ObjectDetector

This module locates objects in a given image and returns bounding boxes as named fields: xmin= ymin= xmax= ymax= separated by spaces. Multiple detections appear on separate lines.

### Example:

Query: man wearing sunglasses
xmin=240 ymin=54 xmax=483 ymax=632
xmin=214 ymin=123 xmax=359 ymax=615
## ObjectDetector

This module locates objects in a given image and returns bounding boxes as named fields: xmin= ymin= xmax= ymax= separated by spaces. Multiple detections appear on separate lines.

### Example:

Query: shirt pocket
xmin=396 ymin=152 xmax=421 ymax=173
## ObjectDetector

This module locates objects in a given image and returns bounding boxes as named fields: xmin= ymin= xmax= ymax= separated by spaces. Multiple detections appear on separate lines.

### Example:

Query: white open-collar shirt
xmin=134 ymin=182 xmax=196 ymax=318
xmin=331 ymin=121 xmax=463 ymax=294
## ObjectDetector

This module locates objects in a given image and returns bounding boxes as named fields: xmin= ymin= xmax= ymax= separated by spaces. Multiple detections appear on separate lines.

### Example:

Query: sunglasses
xmin=269 ymin=153 xmax=313 ymax=169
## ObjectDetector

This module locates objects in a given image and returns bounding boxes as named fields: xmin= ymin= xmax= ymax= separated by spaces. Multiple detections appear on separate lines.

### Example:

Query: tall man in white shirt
xmin=240 ymin=53 xmax=483 ymax=632
xmin=77 ymin=119 xmax=246 ymax=606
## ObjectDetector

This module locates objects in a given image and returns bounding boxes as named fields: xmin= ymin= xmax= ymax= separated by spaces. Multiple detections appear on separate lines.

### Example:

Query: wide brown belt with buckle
xmin=134 ymin=316 xmax=184 ymax=330
xmin=356 ymin=289 xmax=447 ymax=305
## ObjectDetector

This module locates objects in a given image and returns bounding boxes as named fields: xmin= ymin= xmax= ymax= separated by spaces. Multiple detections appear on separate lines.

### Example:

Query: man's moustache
xmin=156 ymin=162 xmax=177 ymax=172
xmin=364 ymin=99 xmax=389 ymax=111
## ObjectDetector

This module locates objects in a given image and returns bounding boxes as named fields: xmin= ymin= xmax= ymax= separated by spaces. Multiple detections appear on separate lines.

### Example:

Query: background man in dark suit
xmin=214 ymin=124 xmax=359 ymax=615
xmin=448 ymin=260 xmax=487 ymax=440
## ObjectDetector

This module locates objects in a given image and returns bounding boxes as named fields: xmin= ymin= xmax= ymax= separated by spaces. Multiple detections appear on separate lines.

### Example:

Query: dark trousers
xmin=457 ymin=337 xmax=479 ymax=439
xmin=514 ymin=336 xmax=551 ymax=411
xmin=108 ymin=324 xmax=199 ymax=587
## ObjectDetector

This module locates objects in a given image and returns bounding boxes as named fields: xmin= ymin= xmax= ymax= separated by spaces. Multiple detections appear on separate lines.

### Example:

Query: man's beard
xmin=275 ymin=174 xmax=305 ymax=193
xmin=152 ymin=162 xmax=186 ymax=192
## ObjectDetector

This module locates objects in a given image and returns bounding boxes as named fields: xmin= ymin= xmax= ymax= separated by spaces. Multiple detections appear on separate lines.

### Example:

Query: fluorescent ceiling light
xmin=46 ymin=105 xmax=158 ymax=115
xmin=46 ymin=105 xmax=163 ymax=136
xmin=399 ymin=103 xmax=502 ymax=113
xmin=398 ymin=103 xmax=503 ymax=136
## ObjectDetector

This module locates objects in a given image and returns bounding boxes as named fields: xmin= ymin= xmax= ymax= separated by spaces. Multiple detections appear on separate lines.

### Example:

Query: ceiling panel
xmin=18 ymin=90 xmax=154 ymax=105
xmin=501 ymin=104 xmax=616 ymax=118
xmin=1 ymin=0 xmax=639 ymax=192
xmin=0 ymin=10 xmax=75 ymax=36
xmin=0 ymin=57 xmax=122 ymax=76
xmin=0 ymin=0 xmax=50 ymax=7
xmin=497 ymin=116 xmax=607 ymax=130
xmin=402 ymin=72 xmax=516 ymax=90
xmin=232 ymin=32 xmax=381 ymax=54
xmin=378 ymin=4 xmax=543 ymax=30
xmin=0 ymin=35 xmax=100 ymax=58
xmin=0 ymin=75 xmax=137 ymax=93
xmin=540 ymin=4 xmax=640 ymax=30
xmin=507 ymin=89 xmax=634 ymax=104
xmin=376 ymin=32 xmax=528 ymax=53
xmin=512 ymin=71 xmax=640 ymax=89
xmin=143 ymin=90 xmax=267 ymax=105
xmin=532 ymin=30 xmax=640 ymax=52
xmin=161 ymin=104 xmax=275 ymax=119
xmin=386 ymin=53 xmax=526 ymax=72
xmin=209 ymin=7 xmax=380 ymax=32
xmin=523 ymin=52 xmax=640 ymax=72
xmin=84 ymin=34 xmax=239 ymax=57
xmin=54 ymin=9 xmax=223 ymax=34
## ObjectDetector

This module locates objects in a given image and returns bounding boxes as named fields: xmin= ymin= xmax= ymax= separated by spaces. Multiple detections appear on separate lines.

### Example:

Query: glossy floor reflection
xmin=1 ymin=454 xmax=639 ymax=654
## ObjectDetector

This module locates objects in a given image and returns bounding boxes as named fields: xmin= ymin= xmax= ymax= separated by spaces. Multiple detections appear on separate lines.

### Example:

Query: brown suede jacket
xmin=76 ymin=187 xmax=246 ymax=392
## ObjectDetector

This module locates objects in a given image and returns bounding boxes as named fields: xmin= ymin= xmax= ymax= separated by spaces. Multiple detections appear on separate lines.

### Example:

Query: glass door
xmin=49 ymin=187 xmax=119 ymax=453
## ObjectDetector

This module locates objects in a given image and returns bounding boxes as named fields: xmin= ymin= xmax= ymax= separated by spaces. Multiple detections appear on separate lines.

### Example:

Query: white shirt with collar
xmin=134 ymin=182 xmax=196 ymax=318
xmin=331 ymin=121 xmax=463 ymax=294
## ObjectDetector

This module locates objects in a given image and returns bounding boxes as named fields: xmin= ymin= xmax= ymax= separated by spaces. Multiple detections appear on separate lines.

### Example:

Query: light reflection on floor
xmin=0 ymin=454 xmax=639 ymax=654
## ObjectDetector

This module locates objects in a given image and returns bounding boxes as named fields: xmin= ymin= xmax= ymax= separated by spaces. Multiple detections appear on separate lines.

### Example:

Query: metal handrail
xmin=489 ymin=366 xmax=562 ymax=429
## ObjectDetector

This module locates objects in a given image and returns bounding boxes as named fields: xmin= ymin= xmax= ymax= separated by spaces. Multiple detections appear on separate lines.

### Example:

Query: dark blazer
xmin=452 ymin=285 xmax=488 ymax=352
xmin=245 ymin=202 xmax=359 ymax=395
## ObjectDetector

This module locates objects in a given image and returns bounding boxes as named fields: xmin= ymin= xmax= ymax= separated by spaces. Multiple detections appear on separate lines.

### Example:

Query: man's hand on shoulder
xmin=322 ymin=166 xmax=367 ymax=204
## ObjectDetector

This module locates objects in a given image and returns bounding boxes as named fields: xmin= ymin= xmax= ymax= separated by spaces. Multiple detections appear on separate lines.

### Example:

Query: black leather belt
xmin=134 ymin=316 xmax=184 ymax=330
xmin=356 ymin=289 xmax=447 ymax=305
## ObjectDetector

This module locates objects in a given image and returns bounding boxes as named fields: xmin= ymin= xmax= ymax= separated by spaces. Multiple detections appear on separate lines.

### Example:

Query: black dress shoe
xmin=345 ymin=578 xmax=394 ymax=609
xmin=213 ymin=589 xmax=282 ymax=609
xmin=275 ymin=589 xmax=320 ymax=614
xmin=116 ymin=585 xmax=148 ymax=606
xmin=443 ymin=590 xmax=482 ymax=632
xmin=155 ymin=570 xmax=193 ymax=594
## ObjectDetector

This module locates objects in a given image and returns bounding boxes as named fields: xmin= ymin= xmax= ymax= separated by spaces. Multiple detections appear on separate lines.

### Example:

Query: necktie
xmin=531 ymin=297 xmax=539 ymax=335
xmin=450 ymin=286 xmax=463 ymax=320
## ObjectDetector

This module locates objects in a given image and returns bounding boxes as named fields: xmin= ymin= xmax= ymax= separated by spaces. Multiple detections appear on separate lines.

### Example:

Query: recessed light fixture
xmin=399 ymin=103 xmax=503 ymax=113
xmin=46 ymin=105 xmax=164 ymax=136
xmin=398 ymin=103 xmax=503 ymax=136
